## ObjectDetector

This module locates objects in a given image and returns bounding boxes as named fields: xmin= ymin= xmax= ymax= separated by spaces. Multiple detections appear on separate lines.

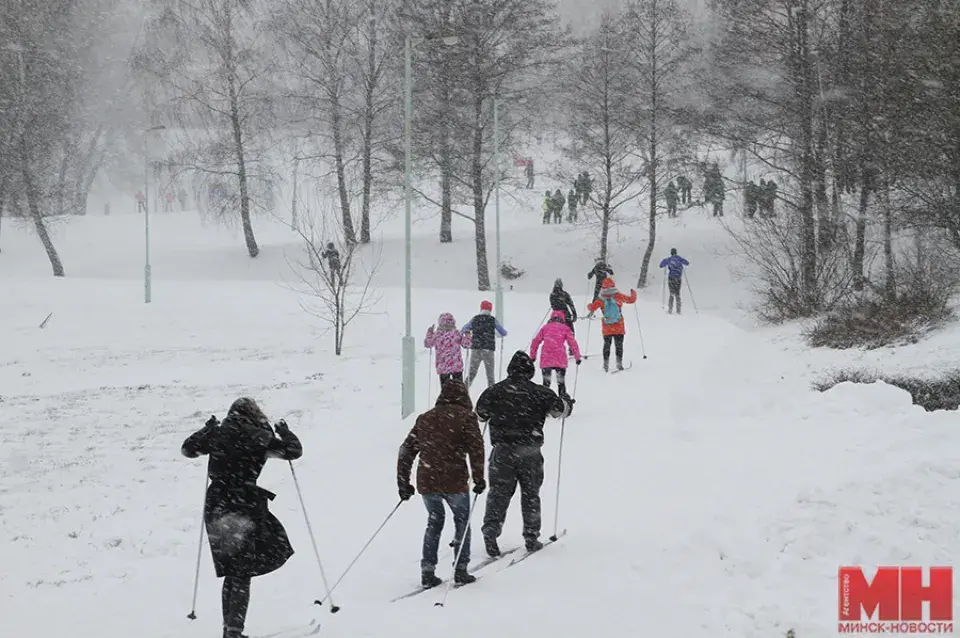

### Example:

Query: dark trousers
xmin=221 ymin=576 xmax=251 ymax=636
xmin=602 ymin=334 xmax=624 ymax=363
xmin=668 ymin=277 xmax=682 ymax=313
xmin=482 ymin=445 xmax=544 ymax=543
xmin=667 ymin=200 xmax=677 ymax=217
xmin=542 ymin=367 xmax=568 ymax=397
xmin=565 ymin=318 xmax=576 ymax=335
xmin=439 ymin=371 xmax=463 ymax=385
xmin=421 ymin=492 xmax=471 ymax=570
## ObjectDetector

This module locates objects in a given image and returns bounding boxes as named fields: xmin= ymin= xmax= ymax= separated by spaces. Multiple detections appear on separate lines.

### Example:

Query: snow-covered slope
xmin=1 ymin=186 xmax=956 ymax=638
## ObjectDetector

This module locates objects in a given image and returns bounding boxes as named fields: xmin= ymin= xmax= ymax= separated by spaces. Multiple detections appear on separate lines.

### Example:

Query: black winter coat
xmin=549 ymin=287 xmax=577 ymax=323
xmin=181 ymin=414 xmax=302 ymax=579
xmin=476 ymin=351 xmax=568 ymax=448
xmin=587 ymin=262 xmax=614 ymax=282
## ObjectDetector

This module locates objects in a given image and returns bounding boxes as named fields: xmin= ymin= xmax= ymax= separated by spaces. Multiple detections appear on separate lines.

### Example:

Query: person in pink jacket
xmin=425 ymin=313 xmax=472 ymax=385
xmin=529 ymin=310 xmax=581 ymax=403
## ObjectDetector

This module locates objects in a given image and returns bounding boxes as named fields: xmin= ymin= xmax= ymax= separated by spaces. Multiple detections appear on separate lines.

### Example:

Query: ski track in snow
xmin=1 ymin=172 xmax=957 ymax=638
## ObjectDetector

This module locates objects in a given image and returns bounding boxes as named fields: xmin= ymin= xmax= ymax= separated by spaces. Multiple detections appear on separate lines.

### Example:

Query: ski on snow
xmin=250 ymin=620 xmax=322 ymax=638
xmin=608 ymin=363 xmax=633 ymax=374
xmin=502 ymin=529 xmax=568 ymax=570
xmin=391 ymin=547 xmax=522 ymax=602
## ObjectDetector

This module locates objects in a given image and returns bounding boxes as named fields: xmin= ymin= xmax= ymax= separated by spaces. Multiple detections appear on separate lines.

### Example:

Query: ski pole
xmin=186 ymin=474 xmax=209 ymax=620
xmin=633 ymin=304 xmax=648 ymax=359
xmin=318 ymin=501 xmax=403 ymax=606
xmin=529 ymin=308 xmax=550 ymax=342
xmin=685 ymin=274 xmax=699 ymax=314
xmin=549 ymin=356 xmax=581 ymax=541
xmin=498 ymin=337 xmax=505 ymax=380
xmin=289 ymin=462 xmax=340 ymax=613
xmin=435 ymin=423 xmax=488 ymax=609
xmin=661 ymin=272 xmax=667 ymax=310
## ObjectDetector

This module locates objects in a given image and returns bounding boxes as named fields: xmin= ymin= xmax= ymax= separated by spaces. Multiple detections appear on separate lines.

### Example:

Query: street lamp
xmin=493 ymin=96 xmax=503 ymax=328
xmin=402 ymin=31 xmax=460 ymax=419
xmin=143 ymin=122 xmax=166 ymax=304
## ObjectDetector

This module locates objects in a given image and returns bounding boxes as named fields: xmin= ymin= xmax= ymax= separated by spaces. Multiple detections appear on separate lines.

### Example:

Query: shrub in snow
xmin=813 ymin=368 xmax=960 ymax=412
xmin=501 ymin=262 xmax=525 ymax=280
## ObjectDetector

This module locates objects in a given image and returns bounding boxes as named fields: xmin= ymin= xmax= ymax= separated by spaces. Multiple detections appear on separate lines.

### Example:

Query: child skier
xmin=586 ymin=278 xmax=637 ymax=372
xmin=530 ymin=310 xmax=581 ymax=405
xmin=659 ymin=248 xmax=689 ymax=315
xmin=425 ymin=313 xmax=472 ymax=385
xmin=461 ymin=300 xmax=507 ymax=389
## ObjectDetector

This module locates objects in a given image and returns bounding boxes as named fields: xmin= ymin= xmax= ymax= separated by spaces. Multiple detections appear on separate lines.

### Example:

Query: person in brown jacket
xmin=397 ymin=379 xmax=486 ymax=589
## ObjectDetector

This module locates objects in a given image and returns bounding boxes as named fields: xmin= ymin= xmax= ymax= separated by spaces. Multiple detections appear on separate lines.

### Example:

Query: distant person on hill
xmin=586 ymin=277 xmax=637 ymax=372
xmin=320 ymin=242 xmax=341 ymax=285
xmin=135 ymin=190 xmax=145 ymax=213
xmin=530 ymin=310 xmax=581 ymax=406
xmin=425 ymin=313 xmax=472 ymax=385
xmin=552 ymin=189 xmax=565 ymax=224
xmin=549 ymin=278 xmax=578 ymax=335
xmin=677 ymin=175 xmax=692 ymax=205
xmin=567 ymin=187 xmax=578 ymax=222
xmin=397 ymin=378 xmax=485 ymax=589
xmin=659 ymin=248 xmax=689 ymax=315
xmin=461 ymin=300 xmax=507 ymax=389
xmin=665 ymin=180 xmax=678 ymax=218
xmin=165 ymin=191 xmax=175 ymax=212
xmin=542 ymin=190 xmax=553 ymax=224
xmin=178 ymin=187 xmax=188 ymax=211
xmin=703 ymin=164 xmax=725 ymax=217
xmin=525 ymin=160 xmax=535 ymax=189
xmin=181 ymin=398 xmax=302 ymax=638
xmin=586 ymin=259 xmax=615 ymax=318
xmin=477 ymin=351 xmax=570 ymax=557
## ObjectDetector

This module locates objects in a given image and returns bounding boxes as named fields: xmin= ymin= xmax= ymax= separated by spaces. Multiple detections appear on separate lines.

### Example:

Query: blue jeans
xmin=421 ymin=493 xmax=471 ymax=571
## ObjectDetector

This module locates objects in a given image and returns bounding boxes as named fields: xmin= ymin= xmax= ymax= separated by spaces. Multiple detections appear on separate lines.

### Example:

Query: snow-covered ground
xmin=1 ymin=185 xmax=957 ymax=638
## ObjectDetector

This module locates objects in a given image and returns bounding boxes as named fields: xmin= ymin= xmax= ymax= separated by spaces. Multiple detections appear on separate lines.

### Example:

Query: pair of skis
xmin=392 ymin=529 xmax=568 ymax=603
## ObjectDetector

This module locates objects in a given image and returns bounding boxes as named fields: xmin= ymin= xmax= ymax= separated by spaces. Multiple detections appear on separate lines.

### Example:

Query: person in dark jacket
xmin=477 ymin=351 xmax=570 ymax=556
xmin=567 ymin=188 xmax=578 ymax=222
xmin=552 ymin=189 xmax=565 ymax=224
xmin=665 ymin=180 xmax=678 ymax=217
xmin=398 ymin=379 xmax=486 ymax=588
xmin=549 ymin=278 xmax=578 ymax=335
xmin=321 ymin=242 xmax=341 ymax=285
xmin=586 ymin=259 xmax=615 ymax=317
xmin=181 ymin=398 xmax=302 ymax=638
xmin=677 ymin=175 xmax=692 ymax=204
xmin=460 ymin=300 xmax=507 ymax=389
xmin=659 ymin=248 xmax=690 ymax=315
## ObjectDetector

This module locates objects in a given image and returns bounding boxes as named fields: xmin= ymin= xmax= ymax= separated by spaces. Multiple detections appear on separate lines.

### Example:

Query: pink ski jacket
xmin=530 ymin=311 xmax=581 ymax=370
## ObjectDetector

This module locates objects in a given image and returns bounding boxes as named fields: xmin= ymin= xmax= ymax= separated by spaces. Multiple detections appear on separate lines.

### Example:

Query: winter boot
xmin=525 ymin=538 xmax=544 ymax=552
xmin=421 ymin=568 xmax=442 ymax=589
xmin=454 ymin=567 xmax=476 ymax=585
xmin=483 ymin=533 xmax=500 ymax=558
xmin=603 ymin=359 xmax=609 ymax=372
xmin=224 ymin=628 xmax=248 ymax=638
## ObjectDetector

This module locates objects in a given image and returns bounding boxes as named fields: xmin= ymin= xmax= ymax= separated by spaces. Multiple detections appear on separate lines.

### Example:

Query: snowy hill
xmin=1 ymin=189 xmax=957 ymax=638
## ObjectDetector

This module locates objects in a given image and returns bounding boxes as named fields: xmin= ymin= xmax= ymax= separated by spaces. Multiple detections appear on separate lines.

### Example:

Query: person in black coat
xmin=549 ymin=278 xmax=578 ymax=334
xmin=586 ymin=260 xmax=614 ymax=317
xmin=181 ymin=397 xmax=303 ymax=638
xmin=477 ymin=351 xmax=570 ymax=557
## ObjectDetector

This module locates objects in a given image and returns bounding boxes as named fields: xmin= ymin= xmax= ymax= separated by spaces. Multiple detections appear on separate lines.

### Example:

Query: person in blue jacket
xmin=659 ymin=248 xmax=689 ymax=315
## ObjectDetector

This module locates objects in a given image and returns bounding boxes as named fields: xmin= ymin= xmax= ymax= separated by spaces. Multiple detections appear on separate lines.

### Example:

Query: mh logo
xmin=838 ymin=566 xmax=953 ymax=635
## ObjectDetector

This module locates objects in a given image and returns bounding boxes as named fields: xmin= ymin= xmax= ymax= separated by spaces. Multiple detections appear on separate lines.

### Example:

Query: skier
xmin=745 ymin=181 xmax=759 ymax=218
xmin=665 ymin=180 xmax=678 ymax=218
xmin=397 ymin=378 xmax=486 ymax=588
xmin=425 ymin=313 xmax=472 ymax=385
xmin=542 ymin=190 xmax=553 ymax=224
xmin=552 ymin=189 xmax=565 ymax=224
xmin=530 ymin=310 xmax=581 ymax=405
xmin=181 ymin=398 xmax=302 ymax=638
xmin=567 ymin=187 xmax=578 ymax=222
xmin=549 ymin=278 xmax=578 ymax=334
xmin=477 ymin=351 xmax=571 ymax=556
xmin=585 ymin=278 xmax=637 ymax=372
xmin=677 ymin=175 xmax=692 ymax=205
xmin=586 ymin=259 xmax=615 ymax=318
xmin=321 ymin=242 xmax=342 ymax=285
xmin=659 ymin=248 xmax=689 ymax=315
xmin=460 ymin=300 xmax=507 ymax=389
xmin=703 ymin=164 xmax=725 ymax=217
xmin=165 ymin=191 xmax=175 ymax=212
xmin=135 ymin=190 xmax=145 ymax=213
xmin=580 ymin=172 xmax=593 ymax=205
xmin=525 ymin=160 xmax=535 ymax=189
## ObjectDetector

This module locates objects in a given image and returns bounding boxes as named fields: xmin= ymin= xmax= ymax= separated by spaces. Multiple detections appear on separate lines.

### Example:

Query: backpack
xmin=601 ymin=294 xmax=621 ymax=325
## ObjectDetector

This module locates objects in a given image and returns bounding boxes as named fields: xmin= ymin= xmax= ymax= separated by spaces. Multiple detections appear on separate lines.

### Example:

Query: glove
xmin=473 ymin=479 xmax=486 ymax=495
xmin=399 ymin=483 xmax=415 ymax=501
xmin=274 ymin=419 xmax=290 ymax=435
xmin=576 ymin=359 xmax=582 ymax=366
xmin=205 ymin=415 xmax=219 ymax=429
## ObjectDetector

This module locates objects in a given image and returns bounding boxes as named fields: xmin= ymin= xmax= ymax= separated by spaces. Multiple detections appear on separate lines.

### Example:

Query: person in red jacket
xmin=586 ymin=278 xmax=637 ymax=372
